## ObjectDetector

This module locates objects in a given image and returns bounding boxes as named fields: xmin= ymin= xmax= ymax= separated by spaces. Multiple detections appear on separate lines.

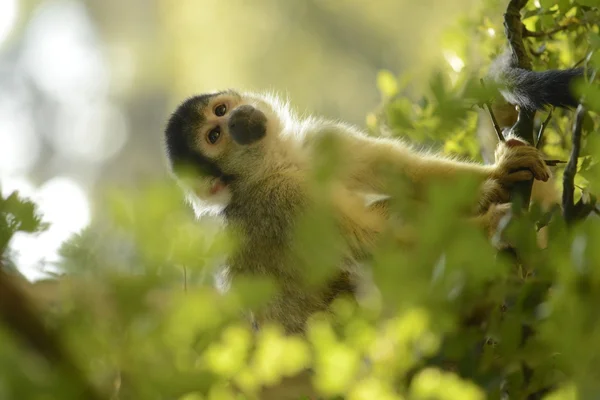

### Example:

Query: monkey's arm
xmin=314 ymin=126 xmax=550 ymax=203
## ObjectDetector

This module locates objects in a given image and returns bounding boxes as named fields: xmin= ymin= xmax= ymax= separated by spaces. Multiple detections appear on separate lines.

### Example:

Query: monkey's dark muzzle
xmin=228 ymin=105 xmax=267 ymax=145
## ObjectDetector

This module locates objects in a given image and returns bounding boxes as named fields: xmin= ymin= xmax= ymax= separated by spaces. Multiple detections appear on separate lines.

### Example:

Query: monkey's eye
xmin=214 ymin=104 xmax=227 ymax=117
xmin=207 ymin=127 xmax=221 ymax=144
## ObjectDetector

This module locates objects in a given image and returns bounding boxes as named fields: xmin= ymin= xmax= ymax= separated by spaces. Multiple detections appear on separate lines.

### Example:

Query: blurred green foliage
xmin=2 ymin=1 xmax=600 ymax=399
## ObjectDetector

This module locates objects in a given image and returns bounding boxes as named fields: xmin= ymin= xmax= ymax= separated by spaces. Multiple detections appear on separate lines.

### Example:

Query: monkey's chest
xmin=225 ymin=230 xmax=357 ymax=333
xmin=223 ymin=195 xmax=359 ymax=333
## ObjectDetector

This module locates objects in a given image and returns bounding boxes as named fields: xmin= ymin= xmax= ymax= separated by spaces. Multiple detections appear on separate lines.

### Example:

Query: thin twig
xmin=544 ymin=159 xmax=567 ymax=166
xmin=536 ymin=107 xmax=554 ymax=149
xmin=523 ymin=16 xmax=600 ymax=38
xmin=562 ymin=104 xmax=586 ymax=225
xmin=523 ymin=22 xmax=575 ymax=38
xmin=573 ymin=49 xmax=591 ymax=68
xmin=530 ymin=44 xmax=547 ymax=57
xmin=480 ymin=79 xmax=505 ymax=142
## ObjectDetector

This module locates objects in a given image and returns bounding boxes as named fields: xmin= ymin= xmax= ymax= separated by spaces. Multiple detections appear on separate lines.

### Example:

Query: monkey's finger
xmin=503 ymin=170 xmax=534 ymax=183
xmin=532 ymin=160 xmax=551 ymax=182
xmin=505 ymin=153 xmax=550 ymax=182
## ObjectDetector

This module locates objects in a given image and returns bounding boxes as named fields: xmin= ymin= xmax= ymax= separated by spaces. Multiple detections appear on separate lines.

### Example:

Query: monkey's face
xmin=164 ymin=90 xmax=283 ymax=206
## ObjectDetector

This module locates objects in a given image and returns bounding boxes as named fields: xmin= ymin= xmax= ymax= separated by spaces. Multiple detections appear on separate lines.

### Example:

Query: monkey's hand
xmin=491 ymin=136 xmax=551 ymax=186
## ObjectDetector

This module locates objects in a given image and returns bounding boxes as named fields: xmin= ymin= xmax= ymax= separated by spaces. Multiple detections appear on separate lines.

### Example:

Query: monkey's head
xmin=164 ymin=89 xmax=286 ymax=207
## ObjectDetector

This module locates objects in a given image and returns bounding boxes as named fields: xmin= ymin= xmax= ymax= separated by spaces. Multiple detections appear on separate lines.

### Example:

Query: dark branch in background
xmin=563 ymin=61 xmax=597 ymax=224
xmin=563 ymin=105 xmax=587 ymax=225
xmin=0 ymin=267 xmax=104 ymax=400
xmin=503 ymin=0 xmax=535 ymax=209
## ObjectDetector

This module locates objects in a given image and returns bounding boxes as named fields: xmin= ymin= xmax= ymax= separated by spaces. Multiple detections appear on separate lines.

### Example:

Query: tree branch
xmin=0 ymin=267 xmax=103 ymax=399
xmin=504 ymin=0 xmax=532 ymax=70
xmin=562 ymin=104 xmax=586 ymax=225
xmin=503 ymin=0 xmax=536 ymax=209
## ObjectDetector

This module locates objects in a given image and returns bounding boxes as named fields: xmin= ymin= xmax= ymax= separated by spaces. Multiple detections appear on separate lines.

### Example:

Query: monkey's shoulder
xmin=296 ymin=119 xmax=370 ymax=155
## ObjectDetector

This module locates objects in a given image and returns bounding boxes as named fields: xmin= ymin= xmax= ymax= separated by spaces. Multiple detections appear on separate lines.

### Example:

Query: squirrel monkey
xmin=163 ymin=50 xmax=585 ymax=334
xmin=162 ymin=88 xmax=563 ymax=333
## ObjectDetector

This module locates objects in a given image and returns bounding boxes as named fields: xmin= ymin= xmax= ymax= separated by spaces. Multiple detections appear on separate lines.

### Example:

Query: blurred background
xmin=0 ymin=0 xmax=503 ymax=280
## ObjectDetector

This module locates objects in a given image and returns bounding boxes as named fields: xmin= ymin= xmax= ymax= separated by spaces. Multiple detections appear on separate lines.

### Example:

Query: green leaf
xmin=541 ymin=0 xmax=558 ymax=9
xmin=576 ymin=0 xmax=600 ymax=6
xmin=558 ymin=0 xmax=573 ymax=13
